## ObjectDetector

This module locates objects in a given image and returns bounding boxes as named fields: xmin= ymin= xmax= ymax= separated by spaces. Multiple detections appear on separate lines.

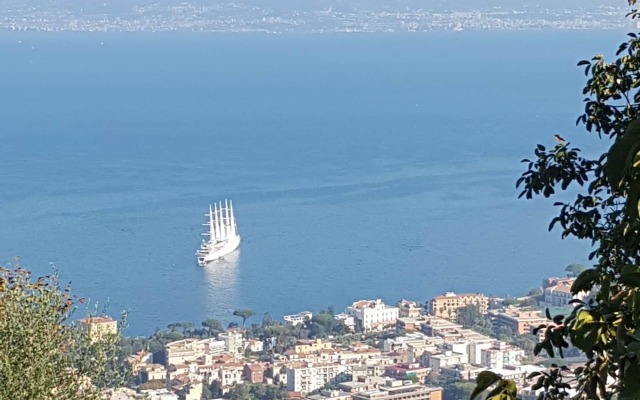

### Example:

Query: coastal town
xmin=90 ymin=273 xmax=587 ymax=400
xmin=0 ymin=1 xmax=635 ymax=32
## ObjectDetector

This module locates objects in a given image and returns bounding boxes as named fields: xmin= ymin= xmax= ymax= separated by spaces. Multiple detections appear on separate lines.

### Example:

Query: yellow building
xmin=77 ymin=316 xmax=118 ymax=342
xmin=294 ymin=339 xmax=333 ymax=355
xmin=428 ymin=292 xmax=488 ymax=321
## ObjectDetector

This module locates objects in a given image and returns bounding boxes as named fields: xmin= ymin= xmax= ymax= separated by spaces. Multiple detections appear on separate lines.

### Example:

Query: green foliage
xmin=233 ymin=309 xmax=256 ymax=326
xmin=0 ymin=264 xmax=130 ymax=400
xmin=456 ymin=304 xmax=493 ymax=336
xmin=565 ymin=263 xmax=586 ymax=278
xmin=307 ymin=311 xmax=348 ymax=338
xmin=528 ymin=287 xmax=544 ymax=297
xmin=226 ymin=383 xmax=288 ymax=400
xmin=166 ymin=330 xmax=185 ymax=341
xmin=502 ymin=298 xmax=518 ymax=306
xmin=480 ymin=17 xmax=640 ymax=400
xmin=202 ymin=318 xmax=223 ymax=336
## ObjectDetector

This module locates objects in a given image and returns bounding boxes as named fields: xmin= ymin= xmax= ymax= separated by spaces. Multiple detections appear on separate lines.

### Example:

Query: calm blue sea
xmin=0 ymin=31 xmax=625 ymax=335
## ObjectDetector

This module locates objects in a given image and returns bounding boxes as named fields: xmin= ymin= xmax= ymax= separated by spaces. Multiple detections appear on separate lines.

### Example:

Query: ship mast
xmin=224 ymin=199 xmax=230 ymax=238
xmin=230 ymin=200 xmax=237 ymax=236
xmin=214 ymin=203 xmax=222 ymax=241
xmin=209 ymin=204 xmax=215 ymax=240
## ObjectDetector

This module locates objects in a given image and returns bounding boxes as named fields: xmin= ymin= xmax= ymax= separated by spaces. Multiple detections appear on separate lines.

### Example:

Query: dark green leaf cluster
xmin=0 ymin=264 xmax=130 ymax=400
xmin=226 ymin=383 xmax=288 ymax=400
xmin=475 ymin=16 xmax=640 ymax=400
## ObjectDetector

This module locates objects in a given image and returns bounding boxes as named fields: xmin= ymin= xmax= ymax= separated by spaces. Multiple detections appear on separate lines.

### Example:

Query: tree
xmin=233 ymin=309 xmax=256 ymax=326
xmin=226 ymin=383 xmax=288 ymax=400
xmin=202 ymin=318 xmax=223 ymax=337
xmin=528 ymin=287 xmax=543 ymax=297
xmin=456 ymin=304 xmax=492 ymax=336
xmin=0 ymin=264 xmax=130 ymax=400
xmin=181 ymin=321 xmax=194 ymax=335
xmin=564 ymin=263 xmax=585 ymax=278
xmin=474 ymin=10 xmax=640 ymax=400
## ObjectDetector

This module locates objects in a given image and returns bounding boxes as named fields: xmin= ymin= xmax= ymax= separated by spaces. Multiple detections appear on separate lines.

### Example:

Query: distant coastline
xmin=0 ymin=2 xmax=635 ymax=34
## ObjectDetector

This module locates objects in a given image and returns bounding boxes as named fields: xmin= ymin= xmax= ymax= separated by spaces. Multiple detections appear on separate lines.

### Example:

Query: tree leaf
xmin=571 ymin=268 xmax=599 ymax=294
xmin=471 ymin=371 xmax=502 ymax=400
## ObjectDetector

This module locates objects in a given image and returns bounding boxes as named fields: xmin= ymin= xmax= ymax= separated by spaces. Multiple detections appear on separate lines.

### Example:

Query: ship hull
xmin=198 ymin=234 xmax=241 ymax=265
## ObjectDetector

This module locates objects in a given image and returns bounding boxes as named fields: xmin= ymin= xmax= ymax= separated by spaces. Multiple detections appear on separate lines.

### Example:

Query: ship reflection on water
xmin=202 ymin=250 xmax=240 ymax=324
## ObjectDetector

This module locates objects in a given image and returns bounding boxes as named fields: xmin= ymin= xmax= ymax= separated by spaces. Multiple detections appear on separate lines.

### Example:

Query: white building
xmin=480 ymin=342 xmax=525 ymax=369
xmin=427 ymin=351 xmax=468 ymax=371
xmin=219 ymin=330 xmax=244 ymax=354
xmin=334 ymin=313 xmax=356 ymax=332
xmin=287 ymin=363 xmax=350 ymax=394
xmin=347 ymin=299 xmax=399 ymax=332
xmin=284 ymin=311 xmax=313 ymax=326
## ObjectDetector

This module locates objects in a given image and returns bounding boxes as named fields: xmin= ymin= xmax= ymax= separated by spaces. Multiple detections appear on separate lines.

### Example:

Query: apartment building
xmin=491 ymin=308 xmax=548 ymax=335
xmin=480 ymin=342 xmax=525 ymax=369
xmin=347 ymin=299 xmax=399 ymax=332
xmin=295 ymin=339 xmax=333 ymax=355
xmin=440 ymin=364 xmax=487 ymax=381
xmin=219 ymin=363 xmax=244 ymax=387
xmin=166 ymin=339 xmax=208 ymax=365
xmin=384 ymin=363 xmax=430 ymax=383
xmin=219 ymin=330 xmax=244 ymax=354
xmin=287 ymin=362 xmax=350 ymax=393
xmin=426 ymin=351 xmax=468 ymax=372
xmin=351 ymin=380 xmax=442 ymax=400
xmin=77 ymin=316 xmax=118 ymax=342
xmin=397 ymin=300 xmax=423 ymax=318
xmin=306 ymin=389 xmax=353 ymax=400
xmin=428 ymin=293 xmax=488 ymax=321
xmin=244 ymin=363 xmax=266 ymax=384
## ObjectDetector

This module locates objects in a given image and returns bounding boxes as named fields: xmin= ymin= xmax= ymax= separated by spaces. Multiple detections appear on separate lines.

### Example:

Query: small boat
xmin=196 ymin=199 xmax=240 ymax=266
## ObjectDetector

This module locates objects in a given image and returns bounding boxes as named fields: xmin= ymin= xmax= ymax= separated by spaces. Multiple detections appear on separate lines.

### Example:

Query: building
xmin=396 ymin=317 xmax=426 ymax=333
xmin=440 ymin=364 xmax=487 ymax=381
xmin=306 ymin=389 xmax=353 ymax=400
xmin=347 ymin=299 xmax=399 ymax=332
xmin=334 ymin=313 xmax=356 ymax=332
xmin=428 ymin=293 xmax=488 ymax=321
xmin=397 ymin=300 xmax=423 ymax=318
xmin=245 ymin=338 xmax=264 ymax=353
xmin=295 ymin=339 xmax=333 ymax=355
xmin=541 ymin=279 xmax=588 ymax=307
xmin=244 ymin=363 xmax=266 ymax=383
xmin=165 ymin=339 xmax=209 ymax=365
xmin=491 ymin=308 xmax=548 ymax=335
xmin=287 ymin=362 xmax=350 ymax=393
xmin=219 ymin=330 xmax=244 ymax=354
xmin=426 ymin=351 xmax=468 ymax=371
xmin=351 ymin=380 xmax=442 ymax=400
xmin=339 ymin=377 xmax=388 ymax=394
xmin=419 ymin=317 xmax=463 ymax=337
xmin=77 ymin=316 xmax=118 ymax=342
xmin=480 ymin=341 xmax=525 ymax=369
xmin=139 ymin=364 xmax=167 ymax=383
xmin=285 ymin=311 xmax=313 ymax=326
xmin=219 ymin=363 xmax=244 ymax=387
xmin=384 ymin=363 xmax=430 ymax=383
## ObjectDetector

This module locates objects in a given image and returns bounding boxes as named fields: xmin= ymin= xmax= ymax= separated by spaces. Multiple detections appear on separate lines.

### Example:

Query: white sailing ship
xmin=196 ymin=199 xmax=240 ymax=266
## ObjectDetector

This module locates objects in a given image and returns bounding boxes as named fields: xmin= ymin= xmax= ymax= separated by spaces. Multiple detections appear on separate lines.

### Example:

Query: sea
xmin=0 ymin=30 xmax=626 ymax=336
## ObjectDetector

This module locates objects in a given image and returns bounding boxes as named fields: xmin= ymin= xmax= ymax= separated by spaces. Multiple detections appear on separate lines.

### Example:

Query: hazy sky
xmin=2 ymin=0 xmax=628 ymax=12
